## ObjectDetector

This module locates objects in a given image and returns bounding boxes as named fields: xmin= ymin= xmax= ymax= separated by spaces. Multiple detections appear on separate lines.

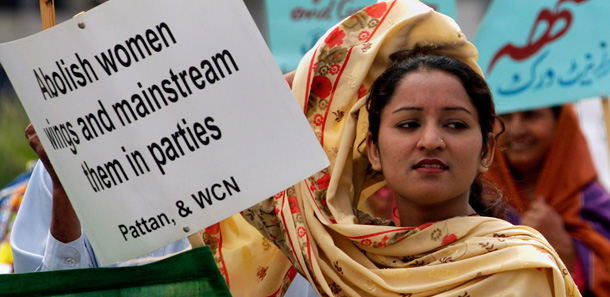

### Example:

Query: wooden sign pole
xmin=601 ymin=95 xmax=610 ymax=166
xmin=39 ymin=0 xmax=56 ymax=30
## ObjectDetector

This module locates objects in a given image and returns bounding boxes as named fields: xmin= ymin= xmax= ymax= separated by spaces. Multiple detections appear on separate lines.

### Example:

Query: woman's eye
xmin=398 ymin=121 xmax=420 ymax=129
xmin=523 ymin=111 xmax=543 ymax=120
xmin=446 ymin=122 xmax=467 ymax=129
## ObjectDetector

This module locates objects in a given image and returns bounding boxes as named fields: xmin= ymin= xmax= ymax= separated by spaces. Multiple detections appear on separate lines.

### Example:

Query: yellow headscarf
xmin=198 ymin=1 xmax=581 ymax=296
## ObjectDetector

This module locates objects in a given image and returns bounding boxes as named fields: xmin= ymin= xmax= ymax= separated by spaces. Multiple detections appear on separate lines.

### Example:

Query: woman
xmin=244 ymin=54 xmax=578 ymax=296
xmin=207 ymin=0 xmax=578 ymax=294
xmin=485 ymin=106 xmax=610 ymax=296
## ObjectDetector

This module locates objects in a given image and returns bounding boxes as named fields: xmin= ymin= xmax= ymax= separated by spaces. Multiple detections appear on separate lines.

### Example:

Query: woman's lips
xmin=413 ymin=159 xmax=448 ymax=173
xmin=507 ymin=139 xmax=532 ymax=151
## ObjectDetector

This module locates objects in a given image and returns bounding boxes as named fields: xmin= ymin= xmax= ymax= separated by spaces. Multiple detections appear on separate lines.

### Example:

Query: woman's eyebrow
xmin=444 ymin=106 xmax=473 ymax=115
xmin=392 ymin=106 xmax=473 ymax=115
xmin=392 ymin=107 xmax=422 ymax=114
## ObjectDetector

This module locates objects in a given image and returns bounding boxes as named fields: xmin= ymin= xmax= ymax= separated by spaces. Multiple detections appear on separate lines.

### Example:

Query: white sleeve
xmin=10 ymin=161 xmax=95 ymax=272
xmin=39 ymin=233 xmax=95 ymax=271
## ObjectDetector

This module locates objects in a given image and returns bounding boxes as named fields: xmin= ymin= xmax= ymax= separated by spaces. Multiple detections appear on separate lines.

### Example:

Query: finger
xmin=529 ymin=197 xmax=549 ymax=211
xmin=521 ymin=212 xmax=545 ymax=228
xmin=534 ymin=195 xmax=551 ymax=207
xmin=26 ymin=127 xmax=43 ymax=155
xmin=521 ymin=211 xmax=535 ymax=223
xmin=520 ymin=217 xmax=538 ymax=228
xmin=523 ymin=206 xmax=546 ymax=222
xmin=24 ymin=123 xmax=51 ymax=167
xmin=527 ymin=201 xmax=543 ymax=212
xmin=25 ymin=123 xmax=37 ymax=141
xmin=522 ymin=213 xmax=538 ymax=223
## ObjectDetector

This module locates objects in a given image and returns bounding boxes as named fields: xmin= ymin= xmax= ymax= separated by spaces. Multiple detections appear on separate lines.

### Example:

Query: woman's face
xmin=367 ymin=69 xmax=493 ymax=218
xmin=499 ymin=108 xmax=557 ymax=174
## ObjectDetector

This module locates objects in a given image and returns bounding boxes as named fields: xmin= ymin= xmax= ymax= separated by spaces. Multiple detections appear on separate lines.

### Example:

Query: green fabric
xmin=0 ymin=247 xmax=231 ymax=296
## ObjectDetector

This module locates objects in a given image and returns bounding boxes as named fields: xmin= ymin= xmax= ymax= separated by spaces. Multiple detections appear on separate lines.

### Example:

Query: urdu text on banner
xmin=0 ymin=0 xmax=329 ymax=265
xmin=474 ymin=0 xmax=610 ymax=114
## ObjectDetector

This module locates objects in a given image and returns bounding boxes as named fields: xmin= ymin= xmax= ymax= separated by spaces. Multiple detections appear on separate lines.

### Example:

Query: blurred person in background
xmin=485 ymin=105 xmax=610 ymax=296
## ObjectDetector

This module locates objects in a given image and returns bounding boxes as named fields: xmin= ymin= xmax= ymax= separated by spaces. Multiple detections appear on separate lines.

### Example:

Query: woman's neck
xmin=396 ymin=197 xmax=476 ymax=227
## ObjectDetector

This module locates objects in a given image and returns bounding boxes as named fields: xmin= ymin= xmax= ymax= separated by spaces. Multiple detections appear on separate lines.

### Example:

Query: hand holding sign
xmin=25 ymin=123 xmax=82 ymax=244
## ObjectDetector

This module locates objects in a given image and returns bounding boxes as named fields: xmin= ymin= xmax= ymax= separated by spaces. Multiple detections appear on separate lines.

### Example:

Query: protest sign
xmin=474 ymin=0 xmax=610 ymax=114
xmin=265 ymin=0 xmax=456 ymax=73
xmin=0 ymin=0 xmax=329 ymax=265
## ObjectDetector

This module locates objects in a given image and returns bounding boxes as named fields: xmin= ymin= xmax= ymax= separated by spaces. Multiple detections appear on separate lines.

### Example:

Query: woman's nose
xmin=417 ymin=126 xmax=446 ymax=151
xmin=506 ymin=115 xmax=526 ymax=137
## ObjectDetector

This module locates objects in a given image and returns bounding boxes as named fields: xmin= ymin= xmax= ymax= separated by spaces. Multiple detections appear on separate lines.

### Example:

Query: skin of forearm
xmin=50 ymin=184 xmax=82 ymax=243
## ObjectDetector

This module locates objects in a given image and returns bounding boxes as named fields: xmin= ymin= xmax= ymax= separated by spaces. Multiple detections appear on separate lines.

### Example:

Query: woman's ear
xmin=367 ymin=133 xmax=382 ymax=172
xmin=479 ymin=132 xmax=495 ymax=173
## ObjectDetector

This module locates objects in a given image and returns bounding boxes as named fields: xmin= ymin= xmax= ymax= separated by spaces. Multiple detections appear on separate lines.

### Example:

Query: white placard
xmin=0 ymin=0 xmax=329 ymax=265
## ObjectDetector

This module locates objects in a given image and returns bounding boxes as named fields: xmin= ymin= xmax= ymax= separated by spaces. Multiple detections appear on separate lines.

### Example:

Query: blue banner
xmin=265 ymin=0 xmax=457 ymax=73
xmin=422 ymin=0 xmax=456 ymax=20
xmin=474 ymin=0 xmax=609 ymax=114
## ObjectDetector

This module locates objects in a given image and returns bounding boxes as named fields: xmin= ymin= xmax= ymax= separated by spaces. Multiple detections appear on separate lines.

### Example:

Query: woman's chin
xmin=505 ymin=156 xmax=540 ymax=173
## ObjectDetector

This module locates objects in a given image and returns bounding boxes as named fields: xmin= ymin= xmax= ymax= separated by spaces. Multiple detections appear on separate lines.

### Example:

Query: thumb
xmin=535 ymin=195 xmax=546 ymax=203
xmin=528 ymin=195 xmax=547 ymax=210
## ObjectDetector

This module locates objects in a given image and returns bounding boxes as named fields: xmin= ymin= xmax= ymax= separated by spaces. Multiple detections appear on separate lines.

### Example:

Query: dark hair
xmin=551 ymin=105 xmax=562 ymax=118
xmin=366 ymin=52 xmax=505 ymax=218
